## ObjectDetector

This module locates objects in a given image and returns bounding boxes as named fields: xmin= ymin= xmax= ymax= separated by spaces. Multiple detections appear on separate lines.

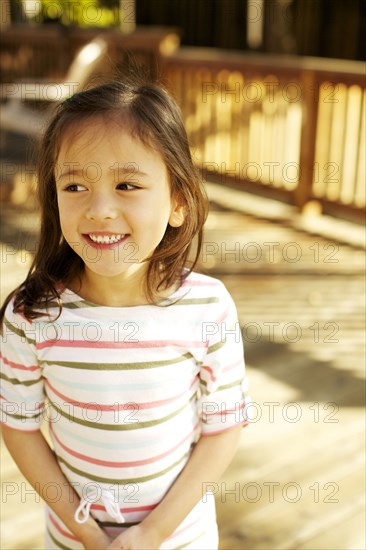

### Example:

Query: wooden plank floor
xmin=1 ymin=200 xmax=365 ymax=550
xmin=201 ymin=205 xmax=365 ymax=550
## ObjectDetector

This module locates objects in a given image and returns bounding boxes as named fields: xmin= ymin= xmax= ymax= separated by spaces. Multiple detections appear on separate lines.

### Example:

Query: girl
xmin=0 ymin=80 xmax=250 ymax=550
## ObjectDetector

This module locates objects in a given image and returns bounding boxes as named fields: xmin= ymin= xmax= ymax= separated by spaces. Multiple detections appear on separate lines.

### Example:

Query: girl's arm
xmin=1 ymin=426 xmax=111 ymax=549
xmin=108 ymin=424 xmax=243 ymax=549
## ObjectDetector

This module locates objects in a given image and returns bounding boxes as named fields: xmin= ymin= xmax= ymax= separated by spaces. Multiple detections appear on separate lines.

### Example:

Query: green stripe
xmin=97 ymin=520 xmax=139 ymax=528
xmin=47 ymin=527 xmax=74 ymax=550
xmin=50 ymin=394 xmax=195 ymax=430
xmin=34 ymin=301 xmax=58 ymax=310
xmin=38 ymin=295 xmax=219 ymax=309
xmin=219 ymin=378 xmax=244 ymax=392
xmin=57 ymin=449 xmax=190 ymax=484
xmin=200 ymin=377 xmax=244 ymax=395
xmin=38 ymin=299 xmax=94 ymax=310
xmin=40 ymin=351 xmax=194 ymax=371
xmin=47 ymin=516 xmax=205 ymax=549
xmin=0 ymin=372 xmax=42 ymax=387
xmin=60 ymin=297 xmax=219 ymax=308
xmin=3 ymin=409 xmax=42 ymax=420
xmin=174 ymin=297 xmax=219 ymax=305
xmin=207 ymin=339 xmax=225 ymax=354
xmin=4 ymin=318 xmax=36 ymax=345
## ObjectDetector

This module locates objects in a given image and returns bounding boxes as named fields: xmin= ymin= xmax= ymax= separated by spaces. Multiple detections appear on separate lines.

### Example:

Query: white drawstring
xmin=74 ymin=487 xmax=125 ymax=524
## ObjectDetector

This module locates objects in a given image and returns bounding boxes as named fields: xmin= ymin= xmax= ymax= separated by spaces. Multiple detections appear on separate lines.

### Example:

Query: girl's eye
xmin=65 ymin=184 xmax=87 ymax=192
xmin=117 ymin=182 xmax=139 ymax=191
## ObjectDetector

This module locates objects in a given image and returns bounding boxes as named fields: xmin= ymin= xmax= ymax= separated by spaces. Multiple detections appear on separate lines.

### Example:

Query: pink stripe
xmin=202 ymin=420 xmax=249 ymax=435
xmin=200 ymin=365 xmax=217 ymax=382
xmin=0 ymin=353 xmax=39 ymax=372
xmin=55 ymin=283 xmax=64 ymax=291
xmin=14 ymin=307 xmax=29 ymax=323
xmin=223 ymin=357 xmax=243 ymax=372
xmin=50 ymin=421 xmax=199 ymax=468
xmin=0 ymin=420 xmax=40 ymax=433
xmin=91 ymin=502 xmax=157 ymax=513
xmin=45 ymin=379 xmax=197 ymax=411
xmin=182 ymin=279 xmax=219 ymax=287
xmin=36 ymin=339 xmax=206 ymax=350
xmin=165 ymin=514 xmax=201 ymax=540
xmin=204 ymin=401 xmax=247 ymax=416
xmin=48 ymin=512 xmax=79 ymax=542
xmin=215 ymin=304 xmax=230 ymax=325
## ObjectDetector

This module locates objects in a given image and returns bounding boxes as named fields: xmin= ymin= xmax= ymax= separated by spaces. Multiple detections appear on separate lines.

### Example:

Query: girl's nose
xmin=85 ymin=192 xmax=118 ymax=221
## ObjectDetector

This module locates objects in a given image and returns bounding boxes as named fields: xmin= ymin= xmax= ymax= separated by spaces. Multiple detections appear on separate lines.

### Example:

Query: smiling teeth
xmin=89 ymin=234 xmax=125 ymax=244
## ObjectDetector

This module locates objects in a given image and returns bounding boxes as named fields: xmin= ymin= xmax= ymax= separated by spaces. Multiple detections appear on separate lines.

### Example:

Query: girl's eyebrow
xmin=58 ymin=169 xmax=83 ymax=180
xmin=57 ymin=167 xmax=149 ymax=180
xmin=112 ymin=167 xmax=149 ymax=178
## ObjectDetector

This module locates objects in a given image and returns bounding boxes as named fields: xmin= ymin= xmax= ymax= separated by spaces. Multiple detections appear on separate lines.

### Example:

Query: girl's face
xmin=55 ymin=118 xmax=184 ymax=293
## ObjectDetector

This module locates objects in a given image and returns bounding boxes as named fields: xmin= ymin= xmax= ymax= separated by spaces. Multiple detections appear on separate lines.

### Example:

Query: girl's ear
xmin=169 ymin=200 xmax=186 ymax=228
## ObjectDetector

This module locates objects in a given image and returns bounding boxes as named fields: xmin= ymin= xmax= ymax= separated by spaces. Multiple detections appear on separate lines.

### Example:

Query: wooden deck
xmin=1 ymin=189 xmax=365 ymax=549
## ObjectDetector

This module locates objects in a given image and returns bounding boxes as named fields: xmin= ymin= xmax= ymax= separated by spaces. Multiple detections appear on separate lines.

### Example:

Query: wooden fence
xmin=162 ymin=49 xmax=365 ymax=222
xmin=1 ymin=26 xmax=365 ymax=223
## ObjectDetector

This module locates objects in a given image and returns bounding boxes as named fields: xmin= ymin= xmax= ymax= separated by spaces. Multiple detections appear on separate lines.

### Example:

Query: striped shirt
xmin=1 ymin=271 xmax=250 ymax=549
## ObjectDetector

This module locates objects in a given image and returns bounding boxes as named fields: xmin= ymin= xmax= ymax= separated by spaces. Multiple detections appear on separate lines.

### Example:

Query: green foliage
xmin=37 ymin=0 xmax=120 ymax=27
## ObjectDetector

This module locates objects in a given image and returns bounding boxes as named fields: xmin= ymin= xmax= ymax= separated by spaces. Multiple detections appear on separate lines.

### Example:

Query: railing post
xmin=296 ymin=70 xmax=318 ymax=210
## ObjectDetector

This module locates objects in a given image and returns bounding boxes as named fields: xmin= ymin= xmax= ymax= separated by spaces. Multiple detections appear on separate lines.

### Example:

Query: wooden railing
xmin=1 ymin=27 xmax=365 ymax=222
xmin=162 ymin=49 xmax=365 ymax=222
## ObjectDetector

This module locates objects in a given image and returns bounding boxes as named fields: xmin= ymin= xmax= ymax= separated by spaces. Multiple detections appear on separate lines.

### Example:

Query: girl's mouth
xmin=83 ymin=233 xmax=129 ymax=248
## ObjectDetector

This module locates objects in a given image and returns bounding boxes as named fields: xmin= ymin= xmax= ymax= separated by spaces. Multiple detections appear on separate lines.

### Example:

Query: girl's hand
xmin=82 ymin=529 xmax=113 ymax=549
xmin=107 ymin=524 xmax=163 ymax=550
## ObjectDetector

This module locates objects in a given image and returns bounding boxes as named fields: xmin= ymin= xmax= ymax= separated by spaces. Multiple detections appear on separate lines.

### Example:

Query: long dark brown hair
xmin=0 ymin=80 xmax=208 ymax=323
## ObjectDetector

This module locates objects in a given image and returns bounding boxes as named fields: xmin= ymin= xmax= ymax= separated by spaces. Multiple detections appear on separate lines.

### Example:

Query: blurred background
xmin=1 ymin=1 xmax=365 ymax=549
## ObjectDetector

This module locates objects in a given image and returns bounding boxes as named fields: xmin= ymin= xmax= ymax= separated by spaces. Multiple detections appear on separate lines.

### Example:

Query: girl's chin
xmin=78 ymin=246 xmax=142 ymax=267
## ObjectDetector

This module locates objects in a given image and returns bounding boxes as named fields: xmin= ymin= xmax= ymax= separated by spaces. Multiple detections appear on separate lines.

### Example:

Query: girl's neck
xmin=71 ymin=267 xmax=149 ymax=307
xmin=68 ymin=266 xmax=178 ymax=307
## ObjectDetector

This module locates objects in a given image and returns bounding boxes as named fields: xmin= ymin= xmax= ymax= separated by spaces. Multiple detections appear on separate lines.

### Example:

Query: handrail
xmin=163 ymin=47 xmax=365 ymax=79
xmin=162 ymin=48 xmax=365 ymax=222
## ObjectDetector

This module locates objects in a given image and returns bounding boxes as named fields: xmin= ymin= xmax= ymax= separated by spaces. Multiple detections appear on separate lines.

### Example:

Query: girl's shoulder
xmin=178 ymin=271 xmax=235 ymax=304
xmin=172 ymin=271 xmax=240 ymax=324
xmin=182 ymin=270 xmax=225 ymax=289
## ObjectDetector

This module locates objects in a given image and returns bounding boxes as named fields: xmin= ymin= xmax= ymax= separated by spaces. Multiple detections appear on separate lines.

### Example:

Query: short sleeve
xmin=1 ymin=300 xmax=45 ymax=431
xmin=198 ymin=284 xmax=250 ymax=435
